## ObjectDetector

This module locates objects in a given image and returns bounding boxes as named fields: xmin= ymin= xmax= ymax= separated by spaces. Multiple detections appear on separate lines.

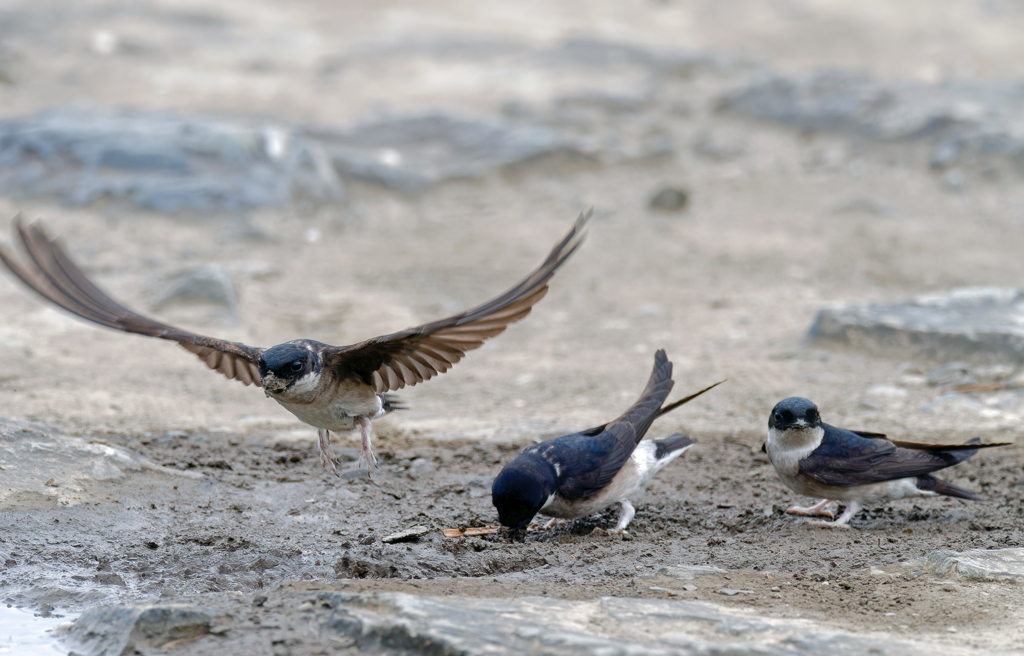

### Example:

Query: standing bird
xmin=0 ymin=212 xmax=590 ymax=475
xmin=764 ymin=397 xmax=1010 ymax=528
xmin=492 ymin=350 xmax=721 ymax=537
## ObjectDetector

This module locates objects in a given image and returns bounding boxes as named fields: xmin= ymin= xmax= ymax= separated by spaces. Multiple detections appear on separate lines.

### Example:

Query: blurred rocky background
xmin=1 ymin=1 xmax=1024 ymax=654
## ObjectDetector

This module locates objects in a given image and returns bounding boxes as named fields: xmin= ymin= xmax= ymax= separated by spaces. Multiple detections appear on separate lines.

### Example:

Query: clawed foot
xmin=786 ymin=507 xmax=835 ymax=519
xmin=317 ymin=429 xmax=340 ymax=477
xmin=357 ymin=445 xmax=379 ymax=473
xmin=801 ymin=501 xmax=860 ymax=529
xmin=541 ymin=517 xmax=570 ymax=530
xmin=357 ymin=417 xmax=379 ymax=477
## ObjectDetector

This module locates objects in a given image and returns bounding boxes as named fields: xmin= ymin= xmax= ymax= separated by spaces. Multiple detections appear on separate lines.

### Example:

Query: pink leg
xmin=318 ymin=429 xmax=340 ymax=477
xmin=357 ymin=417 xmax=378 ymax=472
xmin=785 ymin=499 xmax=835 ymax=519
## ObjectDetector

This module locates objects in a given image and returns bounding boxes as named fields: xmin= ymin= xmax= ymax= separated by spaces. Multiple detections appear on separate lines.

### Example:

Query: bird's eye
xmin=773 ymin=411 xmax=782 ymax=422
xmin=289 ymin=360 xmax=304 ymax=373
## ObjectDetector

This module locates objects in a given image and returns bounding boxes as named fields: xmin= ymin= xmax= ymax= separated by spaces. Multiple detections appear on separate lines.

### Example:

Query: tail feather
xmin=891 ymin=436 xmax=1012 ymax=458
xmin=653 ymin=433 xmax=697 ymax=460
xmin=917 ymin=474 xmax=981 ymax=501
xmin=615 ymin=350 xmax=675 ymax=446
xmin=379 ymin=394 xmax=405 ymax=413
xmin=656 ymin=380 xmax=725 ymax=419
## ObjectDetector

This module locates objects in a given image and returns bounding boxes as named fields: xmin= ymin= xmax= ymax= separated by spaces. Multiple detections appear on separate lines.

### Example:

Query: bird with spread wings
xmin=0 ymin=211 xmax=590 ymax=476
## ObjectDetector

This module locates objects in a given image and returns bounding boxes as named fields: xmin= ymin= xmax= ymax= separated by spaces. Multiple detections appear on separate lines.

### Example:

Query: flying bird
xmin=763 ymin=396 xmax=1010 ymax=528
xmin=0 ymin=211 xmax=590 ymax=476
xmin=492 ymin=350 xmax=721 ymax=538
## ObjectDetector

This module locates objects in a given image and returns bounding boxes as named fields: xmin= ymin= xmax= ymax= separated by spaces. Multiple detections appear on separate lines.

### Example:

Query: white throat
xmin=766 ymin=424 xmax=825 ymax=477
xmin=287 ymin=370 xmax=322 ymax=396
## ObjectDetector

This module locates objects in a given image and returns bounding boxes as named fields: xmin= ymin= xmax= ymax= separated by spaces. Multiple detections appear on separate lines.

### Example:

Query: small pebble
xmin=648 ymin=186 xmax=690 ymax=212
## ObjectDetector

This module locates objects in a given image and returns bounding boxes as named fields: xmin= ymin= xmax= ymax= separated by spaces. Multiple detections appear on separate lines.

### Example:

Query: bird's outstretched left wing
xmin=0 ymin=216 xmax=265 ymax=386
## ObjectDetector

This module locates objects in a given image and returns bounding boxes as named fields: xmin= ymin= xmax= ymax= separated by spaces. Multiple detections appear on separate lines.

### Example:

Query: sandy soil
xmin=1 ymin=0 xmax=1024 ymax=653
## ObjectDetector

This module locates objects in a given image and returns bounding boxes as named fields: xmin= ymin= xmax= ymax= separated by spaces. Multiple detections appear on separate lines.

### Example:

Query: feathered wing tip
xmin=615 ymin=349 xmax=675 ymax=443
xmin=917 ymin=474 xmax=982 ymax=501
xmin=653 ymin=433 xmax=697 ymax=460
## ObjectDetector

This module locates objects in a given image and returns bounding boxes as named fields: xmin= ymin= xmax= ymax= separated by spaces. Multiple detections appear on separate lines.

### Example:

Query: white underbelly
xmin=282 ymin=401 xmax=359 ymax=431
xmin=270 ymin=378 xmax=383 ymax=431
xmin=780 ymin=472 xmax=931 ymax=504
xmin=540 ymin=452 xmax=649 ymax=520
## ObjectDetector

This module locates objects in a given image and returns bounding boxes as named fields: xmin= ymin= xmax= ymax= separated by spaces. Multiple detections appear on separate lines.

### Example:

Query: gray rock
xmin=404 ymin=457 xmax=435 ymax=480
xmin=313 ymin=591 xmax=989 ymax=655
xmin=925 ymin=362 xmax=976 ymax=387
xmin=0 ymin=109 xmax=343 ymax=212
xmin=924 ymin=548 xmax=1024 ymax=582
xmin=150 ymin=265 xmax=239 ymax=322
xmin=339 ymin=467 xmax=370 ymax=480
xmin=809 ymin=287 xmax=1024 ymax=365
xmin=658 ymin=564 xmax=726 ymax=581
xmin=720 ymin=71 xmax=1024 ymax=175
xmin=64 ymin=604 xmax=211 ymax=656
xmin=921 ymin=392 xmax=984 ymax=415
xmin=313 ymin=112 xmax=587 ymax=193
xmin=381 ymin=525 xmax=431 ymax=544
xmin=0 ymin=417 xmax=198 ymax=508
xmin=648 ymin=186 xmax=690 ymax=212
xmin=716 ymin=588 xmax=751 ymax=596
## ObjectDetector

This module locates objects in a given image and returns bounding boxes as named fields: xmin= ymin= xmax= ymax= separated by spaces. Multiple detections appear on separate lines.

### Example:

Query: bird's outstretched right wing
xmin=323 ymin=210 xmax=590 ymax=391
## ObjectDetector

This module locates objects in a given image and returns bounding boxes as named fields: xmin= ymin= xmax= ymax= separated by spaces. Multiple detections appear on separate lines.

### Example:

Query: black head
xmin=491 ymin=455 xmax=557 ymax=530
xmin=769 ymin=397 xmax=822 ymax=430
xmin=258 ymin=343 xmax=316 ymax=391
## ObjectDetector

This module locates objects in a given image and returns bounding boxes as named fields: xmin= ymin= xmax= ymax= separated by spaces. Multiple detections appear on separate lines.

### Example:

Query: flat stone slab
xmin=0 ymin=109 xmax=344 ymax=212
xmin=808 ymin=287 xmax=1024 ymax=365
xmin=0 ymin=417 xmax=200 ymax=507
xmin=62 ymin=591 xmax=1010 ymax=656
xmin=380 ymin=525 xmax=432 ymax=544
xmin=925 ymin=548 xmax=1024 ymax=582
xmin=63 ymin=604 xmax=213 ymax=656
xmin=720 ymin=71 xmax=1024 ymax=175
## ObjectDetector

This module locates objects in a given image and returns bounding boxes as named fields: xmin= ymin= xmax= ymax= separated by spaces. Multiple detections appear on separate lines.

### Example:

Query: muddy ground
xmin=3 ymin=420 xmax=1023 ymax=653
xmin=1 ymin=0 xmax=1024 ymax=654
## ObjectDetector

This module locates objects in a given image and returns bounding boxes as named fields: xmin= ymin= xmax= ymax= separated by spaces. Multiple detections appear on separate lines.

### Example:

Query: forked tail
xmin=916 ymin=474 xmax=981 ymax=501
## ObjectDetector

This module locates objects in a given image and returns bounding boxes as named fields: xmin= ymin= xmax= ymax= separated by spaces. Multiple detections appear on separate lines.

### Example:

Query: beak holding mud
xmin=262 ymin=374 xmax=287 ymax=395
